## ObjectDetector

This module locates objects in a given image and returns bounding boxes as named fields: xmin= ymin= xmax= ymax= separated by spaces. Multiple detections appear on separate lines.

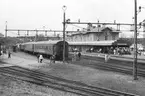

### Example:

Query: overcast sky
xmin=0 ymin=0 xmax=145 ymax=37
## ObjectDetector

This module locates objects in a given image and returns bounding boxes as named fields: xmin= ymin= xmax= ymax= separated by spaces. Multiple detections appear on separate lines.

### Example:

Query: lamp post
xmin=43 ymin=26 xmax=47 ymax=37
xmin=133 ymin=0 xmax=138 ymax=80
xmin=62 ymin=5 xmax=67 ymax=63
xmin=5 ymin=21 xmax=7 ymax=37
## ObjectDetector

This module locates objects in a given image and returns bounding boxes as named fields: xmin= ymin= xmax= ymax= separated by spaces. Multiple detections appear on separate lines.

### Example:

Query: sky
xmin=0 ymin=0 xmax=145 ymax=37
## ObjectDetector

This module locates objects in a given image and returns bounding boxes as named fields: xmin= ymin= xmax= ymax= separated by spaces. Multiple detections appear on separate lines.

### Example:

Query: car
xmin=20 ymin=40 xmax=69 ymax=60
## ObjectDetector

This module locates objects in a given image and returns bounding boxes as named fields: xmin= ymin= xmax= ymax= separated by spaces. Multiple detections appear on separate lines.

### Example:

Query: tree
xmin=0 ymin=37 xmax=22 ymax=46
xmin=37 ymin=34 xmax=45 ymax=41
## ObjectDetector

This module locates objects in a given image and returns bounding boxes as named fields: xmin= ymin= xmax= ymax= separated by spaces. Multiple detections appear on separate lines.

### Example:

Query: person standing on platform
xmin=7 ymin=47 xmax=11 ymax=58
xmin=39 ymin=54 xmax=43 ymax=63
xmin=8 ymin=50 xmax=11 ymax=58
xmin=78 ymin=52 xmax=81 ymax=60
xmin=37 ymin=54 xmax=40 ymax=63
xmin=52 ymin=55 xmax=56 ymax=63
xmin=105 ymin=54 xmax=108 ymax=62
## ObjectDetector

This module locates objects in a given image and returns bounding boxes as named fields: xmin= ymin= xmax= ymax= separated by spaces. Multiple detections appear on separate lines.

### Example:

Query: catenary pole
xmin=133 ymin=0 xmax=138 ymax=80
xmin=62 ymin=5 xmax=66 ymax=63
xmin=5 ymin=21 xmax=7 ymax=37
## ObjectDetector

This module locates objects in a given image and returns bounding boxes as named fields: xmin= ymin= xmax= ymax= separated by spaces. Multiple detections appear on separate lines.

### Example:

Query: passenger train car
xmin=20 ymin=40 xmax=69 ymax=60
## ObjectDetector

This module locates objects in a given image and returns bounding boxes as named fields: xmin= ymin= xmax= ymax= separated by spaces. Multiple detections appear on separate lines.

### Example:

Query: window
xmin=104 ymin=32 xmax=109 ymax=40
xmin=105 ymin=35 xmax=108 ymax=40
xmin=112 ymin=35 xmax=115 ymax=40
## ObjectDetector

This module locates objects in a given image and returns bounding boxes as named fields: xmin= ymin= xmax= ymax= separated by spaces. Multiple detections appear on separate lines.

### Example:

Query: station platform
xmin=0 ymin=53 xmax=145 ymax=96
xmin=79 ymin=52 xmax=145 ymax=63
xmin=0 ymin=54 xmax=39 ymax=68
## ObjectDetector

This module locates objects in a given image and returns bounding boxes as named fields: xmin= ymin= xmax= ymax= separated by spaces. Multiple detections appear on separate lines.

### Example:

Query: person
xmin=50 ymin=55 xmax=55 ymax=63
xmin=39 ymin=54 xmax=43 ymax=63
xmin=105 ymin=54 xmax=109 ymax=62
xmin=8 ymin=51 xmax=11 ymax=58
xmin=113 ymin=49 xmax=116 ymax=55
xmin=3 ymin=49 xmax=6 ymax=54
xmin=37 ymin=54 xmax=40 ymax=63
xmin=90 ymin=48 xmax=93 ymax=52
xmin=52 ymin=55 xmax=56 ymax=63
xmin=1 ymin=50 xmax=3 ymax=55
xmin=73 ymin=52 xmax=77 ymax=61
xmin=78 ymin=52 xmax=81 ymax=60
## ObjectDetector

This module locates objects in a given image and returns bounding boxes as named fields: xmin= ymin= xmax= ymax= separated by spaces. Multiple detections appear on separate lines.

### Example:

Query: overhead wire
xmin=68 ymin=24 xmax=87 ymax=30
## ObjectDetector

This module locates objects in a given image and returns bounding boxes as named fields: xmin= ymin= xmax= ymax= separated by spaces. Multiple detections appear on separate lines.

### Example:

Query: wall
xmin=66 ymin=27 xmax=120 ymax=42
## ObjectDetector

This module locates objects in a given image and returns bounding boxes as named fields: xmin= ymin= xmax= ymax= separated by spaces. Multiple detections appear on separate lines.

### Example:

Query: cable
xmin=68 ymin=24 xmax=87 ymax=30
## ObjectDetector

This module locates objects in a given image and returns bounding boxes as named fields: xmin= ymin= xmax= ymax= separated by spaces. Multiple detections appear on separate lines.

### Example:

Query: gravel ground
xmin=0 ymin=73 xmax=80 ymax=96
xmin=2 ymin=52 xmax=145 ymax=96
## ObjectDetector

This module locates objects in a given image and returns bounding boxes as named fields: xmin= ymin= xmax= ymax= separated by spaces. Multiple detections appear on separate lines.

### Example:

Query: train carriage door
xmin=53 ymin=45 xmax=57 ymax=55
xmin=59 ymin=43 xmax=63 ymax=58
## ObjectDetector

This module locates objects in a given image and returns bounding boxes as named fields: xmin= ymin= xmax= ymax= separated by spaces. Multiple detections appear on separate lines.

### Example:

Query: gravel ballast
xmin=0 ymin=73 xmax=80 ymax=96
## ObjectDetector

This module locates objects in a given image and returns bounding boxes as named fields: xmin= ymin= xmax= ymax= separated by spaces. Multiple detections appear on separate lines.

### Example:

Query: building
xmin=66 ymin=24 xmax=131 ymax=53
xmin=66 ymin=24 xmax=120 ymax=42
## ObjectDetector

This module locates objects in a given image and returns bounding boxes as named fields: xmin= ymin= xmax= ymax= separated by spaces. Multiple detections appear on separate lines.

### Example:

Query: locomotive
xmin=20 ymin=40 xmax=69 ymax=60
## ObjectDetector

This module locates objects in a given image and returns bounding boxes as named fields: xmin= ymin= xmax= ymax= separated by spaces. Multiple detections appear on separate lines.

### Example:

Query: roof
xmin=70 ymin=27 xmax=121 ymax=36
xmin=112 ymin=39 xmax=130 ymax=46
xmin=22 ymin=40 xmax=68 ymax=45
xmin=68 ymin=40 xmax=116 ymax=46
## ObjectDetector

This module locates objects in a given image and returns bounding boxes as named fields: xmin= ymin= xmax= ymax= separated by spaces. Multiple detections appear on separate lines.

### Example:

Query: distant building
xmin=66 ymin=24 xmax=120 ymax=42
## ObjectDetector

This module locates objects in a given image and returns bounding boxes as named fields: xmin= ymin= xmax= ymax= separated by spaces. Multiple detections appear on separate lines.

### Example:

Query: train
xmin=20 ymin=40 xmax=69 ymax=60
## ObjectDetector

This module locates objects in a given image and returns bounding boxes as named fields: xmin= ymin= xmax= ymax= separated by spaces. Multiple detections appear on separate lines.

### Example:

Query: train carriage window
xmin=48 ymin=46 xmax=52 ymax=51
xmin=53 ymin=45 xmax=57 ymax=54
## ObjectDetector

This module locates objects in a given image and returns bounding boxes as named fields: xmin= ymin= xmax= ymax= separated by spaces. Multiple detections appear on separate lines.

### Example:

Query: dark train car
xmin=12 ymin=45 xmax=17 ymax=52
xmin=20 ymin=40 xmax=69 ymax=60
xmin=19 ymin=43 xmax=24 ymax=51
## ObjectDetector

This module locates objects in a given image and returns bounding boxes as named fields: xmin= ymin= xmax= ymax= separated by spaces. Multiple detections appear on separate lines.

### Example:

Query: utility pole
xmin=18 ymin=30 xmax=20 ymax=36
xmin=133 ymin=0 xmax=138 ymax=80
xmin=62 ymin=5 xmax=67 ymax=63
xmin=5 ymin=21 xmax=7 ymax=37
xmin=35 ymin=29 xmax=38 ymax=42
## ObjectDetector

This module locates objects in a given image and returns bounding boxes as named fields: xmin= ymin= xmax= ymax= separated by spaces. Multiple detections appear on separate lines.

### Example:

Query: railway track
xmin=76 ymin=53 xmax=145 ymax=68
xmin=0 ymin=66 xmax=137 ymax=96
xmin=69 ymin=52 xmax=145 ymax=70
xmin=12 ymin=52 xmax=145 ymax=77
xmin=72 ymin=55 xmax=145 ymax=78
